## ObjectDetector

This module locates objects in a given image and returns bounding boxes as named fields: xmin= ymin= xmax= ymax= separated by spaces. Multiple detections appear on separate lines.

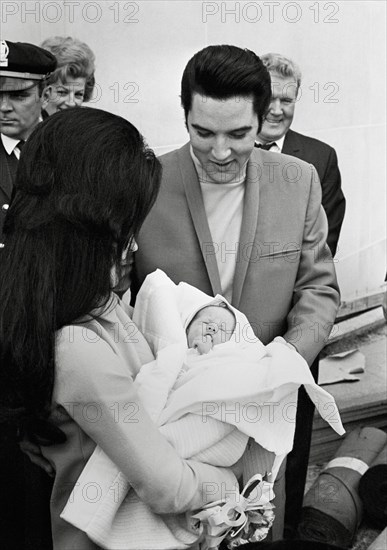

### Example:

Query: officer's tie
xmin=17 ymin=140 xmax=26 ymax=153
xmin=7 ymin=141 xmax=25 ymax=184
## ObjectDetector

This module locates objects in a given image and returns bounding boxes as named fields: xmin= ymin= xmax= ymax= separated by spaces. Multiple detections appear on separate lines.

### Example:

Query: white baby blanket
xmin=61 ymin=270 xmax=344 ymax=549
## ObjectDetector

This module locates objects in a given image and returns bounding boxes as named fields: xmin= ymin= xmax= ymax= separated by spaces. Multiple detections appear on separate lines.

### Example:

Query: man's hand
xmin=19 ymin=438 xmax=55 ymax=477
xmin=273 ymin=336 xmax=298 ymax=352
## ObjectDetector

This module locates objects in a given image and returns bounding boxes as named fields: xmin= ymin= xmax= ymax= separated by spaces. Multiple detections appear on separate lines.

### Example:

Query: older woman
xmin=40 ymin=36 xmax=95 ymax=116
xmin=0 ymin=108 xmax=237 ymax=549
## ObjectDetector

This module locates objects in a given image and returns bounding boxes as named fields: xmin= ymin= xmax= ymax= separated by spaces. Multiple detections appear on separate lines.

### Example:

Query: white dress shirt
xmin=1 ymin=133 xmax=23 ymax=159
xmin=190 ymin=147 xmax=246 ymax=302
xmin=255 ymin=134 xmax=285 ymax=153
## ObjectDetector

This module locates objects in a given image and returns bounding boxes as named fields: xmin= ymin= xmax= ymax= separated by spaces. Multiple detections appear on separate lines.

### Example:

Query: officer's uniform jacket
xmin=0 ymin=135 xmax=17 ymax=237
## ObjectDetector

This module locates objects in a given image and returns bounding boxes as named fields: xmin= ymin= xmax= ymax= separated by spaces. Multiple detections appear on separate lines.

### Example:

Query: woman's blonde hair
xmin=41 ymin=36 xmax=96 ymax=101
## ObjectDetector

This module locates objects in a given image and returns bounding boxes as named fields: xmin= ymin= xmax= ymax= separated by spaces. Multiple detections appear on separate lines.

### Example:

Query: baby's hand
xmin=193 ymin=334 xmax=213 ymax=354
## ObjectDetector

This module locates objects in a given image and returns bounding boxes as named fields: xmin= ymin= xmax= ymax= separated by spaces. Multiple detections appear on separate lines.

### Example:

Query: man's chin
xmin=261 ymin=126 xmax=284 ymax=142
xmin=262 ymin=133 xmax=281 ymax=142
xmin=0 ymin=127 xmax=21 ymax=139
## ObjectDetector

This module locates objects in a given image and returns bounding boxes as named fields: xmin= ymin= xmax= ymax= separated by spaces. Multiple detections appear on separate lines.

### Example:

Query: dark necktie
xmin=17 ymin=140 xmax=26 ymax=153
xmin=6 ymin=150 xmax=18 ymax=184
xmin=6 ymin=141 xmax=26 ymax=197
xmin=255 ymin=142 xmax=276 ymax=150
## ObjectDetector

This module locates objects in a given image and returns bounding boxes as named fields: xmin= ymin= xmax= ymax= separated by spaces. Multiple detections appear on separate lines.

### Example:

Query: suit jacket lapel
xmin=232 ymin=152 xmax=260 ymax=308
xmin=178 ymin=145 xmax=223 ymax=296
xmin=282 ymin=129 xmax=302 ymax=156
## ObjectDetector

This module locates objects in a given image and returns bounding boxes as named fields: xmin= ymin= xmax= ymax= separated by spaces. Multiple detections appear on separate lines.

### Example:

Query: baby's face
xmin=186 ymin=305 xmax=236 ymax=352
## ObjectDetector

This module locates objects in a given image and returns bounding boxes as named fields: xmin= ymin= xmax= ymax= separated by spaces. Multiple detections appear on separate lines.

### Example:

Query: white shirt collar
xmin=255 ymin=134 xmax=286 ymax=152
xmin=275 ymin=134 xmax=285 ymax=152
xmin=1 ymin=133 xmax=21 ymax=156
xmin=1 ymin=116 xmax=42 ymax=157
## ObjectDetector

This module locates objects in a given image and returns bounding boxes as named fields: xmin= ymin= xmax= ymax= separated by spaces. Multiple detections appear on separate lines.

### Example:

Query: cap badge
xmin=0 ymin=40 xmax=9 ymax=67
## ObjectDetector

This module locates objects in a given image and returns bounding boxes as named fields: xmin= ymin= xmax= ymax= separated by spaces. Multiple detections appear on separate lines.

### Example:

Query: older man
xmin=256 ymin=53 xmax=345 ymax=257
xmin=256 ymin=53 xmax=346 ymax=537
xmin=0 ymin=39 xmax=56 ymax=237
xmin=132 ymin=45 xmax=340 ymax=540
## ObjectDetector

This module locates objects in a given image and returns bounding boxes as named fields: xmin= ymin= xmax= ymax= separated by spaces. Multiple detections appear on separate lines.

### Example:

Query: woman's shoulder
xmin=55 ymin=293 xmax=150 ymax=379
xmin=55 ymin=322 xmax=114 ymax=378
xmin=55 ymin=294 xmax=131 ymax=358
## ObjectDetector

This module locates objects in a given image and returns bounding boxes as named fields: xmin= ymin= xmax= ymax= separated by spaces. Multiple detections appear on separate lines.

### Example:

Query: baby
xmin=186 ymin=301 xmax=236 ymax=354
xmin=61 ymin=270 xmax=345 ymax=550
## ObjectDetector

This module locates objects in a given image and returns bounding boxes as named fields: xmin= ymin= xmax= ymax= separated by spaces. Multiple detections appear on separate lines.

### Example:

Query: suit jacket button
xmin=2 ymin=203 xmax=9 ymax=211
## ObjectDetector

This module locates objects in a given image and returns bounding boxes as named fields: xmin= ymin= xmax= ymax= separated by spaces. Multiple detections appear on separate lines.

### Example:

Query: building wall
xmin=4 ymin=0 xmax=386 ymax=300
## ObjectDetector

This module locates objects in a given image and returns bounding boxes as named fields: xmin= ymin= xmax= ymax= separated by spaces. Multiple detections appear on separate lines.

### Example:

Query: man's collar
xmin=1 ymin=133 xmax=20 ymax=155
xmin=275 ymin=135 xmax=286 ymax=151
xmin=255 ymin=134 xmax=286 ymax=152
xmin=1 ymin=115 xmax=42 ymax=155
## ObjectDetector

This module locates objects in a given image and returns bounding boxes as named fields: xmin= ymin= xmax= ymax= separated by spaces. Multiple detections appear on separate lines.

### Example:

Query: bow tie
xmin=255 ymin=142 xmax=276 ymax=151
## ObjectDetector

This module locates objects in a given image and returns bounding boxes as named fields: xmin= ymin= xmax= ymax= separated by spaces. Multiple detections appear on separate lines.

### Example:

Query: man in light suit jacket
xmin=255 ymin=53 xmax=346 ymax=538
xmin=132 ymin=45 xmax=340 ymax=541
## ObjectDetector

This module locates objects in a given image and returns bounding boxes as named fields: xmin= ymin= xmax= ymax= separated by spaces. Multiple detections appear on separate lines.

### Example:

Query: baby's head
xmin=186 ymin=301 xmax=236 ymax=354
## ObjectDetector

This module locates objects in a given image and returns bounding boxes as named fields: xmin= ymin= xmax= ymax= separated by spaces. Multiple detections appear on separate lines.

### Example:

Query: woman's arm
xmin=55 ymin=326 xmax=237 ymax=514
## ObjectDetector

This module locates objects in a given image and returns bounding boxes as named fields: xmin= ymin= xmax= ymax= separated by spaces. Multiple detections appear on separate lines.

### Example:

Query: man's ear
xmin=42 ymin=85 xmax=52 ymax=110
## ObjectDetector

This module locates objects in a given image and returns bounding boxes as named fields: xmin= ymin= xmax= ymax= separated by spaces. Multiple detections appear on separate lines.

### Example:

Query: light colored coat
xmin=43 ymin=296 xmax=238 ymax=549
xmin=60 ymin=272 xmax=343 ymax=550
xmin=134 ymin=143 xmax=340 ymax=367
xmin=133 ymin=143 xmax=341 ymax=539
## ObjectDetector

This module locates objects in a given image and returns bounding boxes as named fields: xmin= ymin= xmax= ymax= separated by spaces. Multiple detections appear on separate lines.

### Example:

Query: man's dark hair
xmin=181 ymin=45 xmax=271 ymax=132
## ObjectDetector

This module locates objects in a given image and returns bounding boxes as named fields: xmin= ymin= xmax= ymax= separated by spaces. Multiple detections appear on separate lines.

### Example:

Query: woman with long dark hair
xmin=0 ymin=107 xmax=237 ymax=549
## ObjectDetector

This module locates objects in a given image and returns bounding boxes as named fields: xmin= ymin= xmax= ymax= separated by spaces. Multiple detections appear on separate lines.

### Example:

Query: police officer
xmin=0 ymin=39 xmax=56 ymax=549
xmin=0 ymin=40 xmax=56 ymax=236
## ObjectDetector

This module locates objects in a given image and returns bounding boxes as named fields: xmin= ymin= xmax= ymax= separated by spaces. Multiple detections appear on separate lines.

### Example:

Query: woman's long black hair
xmin=0 ymin=107 xmax=161 ymax=438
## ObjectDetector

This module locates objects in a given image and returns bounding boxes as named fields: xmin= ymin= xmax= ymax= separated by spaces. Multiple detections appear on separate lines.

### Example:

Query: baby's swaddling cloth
xmin=61 ymin=270 xmax=344 ymax=549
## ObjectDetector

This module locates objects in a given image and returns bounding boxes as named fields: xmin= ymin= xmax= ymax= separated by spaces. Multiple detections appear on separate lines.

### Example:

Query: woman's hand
xmin=19 ymin=438 xmax=55 ymax=477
